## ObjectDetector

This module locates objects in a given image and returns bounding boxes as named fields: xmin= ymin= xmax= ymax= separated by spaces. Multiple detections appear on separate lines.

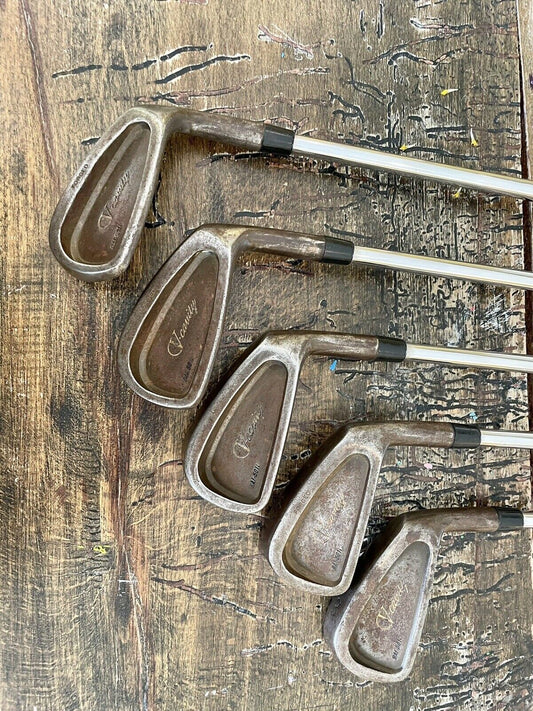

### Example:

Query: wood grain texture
xmin=1 ymin=0 xmax=533 ymax=709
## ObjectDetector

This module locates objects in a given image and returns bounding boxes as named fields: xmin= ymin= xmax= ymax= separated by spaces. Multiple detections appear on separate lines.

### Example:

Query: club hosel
xmin=294 ymin=333 xmax=410 ymax=361
xmin=164 ymin=106 xmax=264 ymax=150
xmin=369 ymin=421 xmax=459 ymax=450
xmin=400 ymin=507 xmax=524 ymax=536
xmin=297 ymin=332 xmax=383 ymax=361
xmin=233 ymin=226 xmax=355 ymax=264
xmin=236 ymin=227 xmax=328 ymax=261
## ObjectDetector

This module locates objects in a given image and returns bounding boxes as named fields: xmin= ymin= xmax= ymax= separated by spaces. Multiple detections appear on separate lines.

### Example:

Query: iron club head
xmin=117 ymin=225 xmax=353 ymax=409
xmin=268 ymin=421 xmax=533 ymax=596
xmin=184 ymin=331 xmax=405 ymax=513
xmin=49 ymin=106 xmax=266 ymax=281
xmin=324 ymin=506 xmax=533 ymax=682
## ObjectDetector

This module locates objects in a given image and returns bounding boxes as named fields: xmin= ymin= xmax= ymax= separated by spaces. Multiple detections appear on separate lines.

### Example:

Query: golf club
xmin=184 ymin=330 xmax=533 ymax=514
xmin=50 ymin=105 xmax=533 ymax=281
xmin=268 ymin=421 xmax=533 ymax=596
xmin=118 ymin=224 xmax=533 ymax=410
xmin=324 ymin=506 xmax=533 ymax=682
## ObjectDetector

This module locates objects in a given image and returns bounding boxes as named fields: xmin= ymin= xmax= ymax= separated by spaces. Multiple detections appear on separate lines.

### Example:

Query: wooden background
xmin=2 ymin=0 xmax=533 ymax=708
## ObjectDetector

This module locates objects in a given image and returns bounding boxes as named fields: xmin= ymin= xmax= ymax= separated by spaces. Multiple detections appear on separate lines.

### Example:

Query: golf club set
xmin=49 ymin=105 xmax=533 ymax=682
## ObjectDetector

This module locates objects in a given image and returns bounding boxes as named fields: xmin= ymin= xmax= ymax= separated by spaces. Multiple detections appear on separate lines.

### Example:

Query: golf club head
xmin=268 ymin=421 xmax=459 ymax=596
xmin=118 ymin=225 xmax=347 ymax=409
xmin=184 ymin=332 xmax=399 ymax=513
xmin=50 ymin=106 xmax=273 ymax=281
xmin=49 ymin=106 xmax=178 ymax=281
xmin=324 ymin=507 xmax=504 ymax=682
xmin=183 ymin=332 xmax=303 ymax=513
xmin=118 ymin=225 xmax=247 ymax=408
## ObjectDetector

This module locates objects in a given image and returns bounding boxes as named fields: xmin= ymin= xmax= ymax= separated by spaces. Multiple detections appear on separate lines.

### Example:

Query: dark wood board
xmin=1 ymin=0 xmax=532 ymax=708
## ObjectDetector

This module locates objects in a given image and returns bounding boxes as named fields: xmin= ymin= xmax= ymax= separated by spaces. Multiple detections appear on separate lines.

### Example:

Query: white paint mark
xmin=258 ymin=24 xmax=314 ymax=60
xmin=7 ymin=284 xmax=29 ymax=295
xmin=204 ymin=688 xmax=227 ymax=697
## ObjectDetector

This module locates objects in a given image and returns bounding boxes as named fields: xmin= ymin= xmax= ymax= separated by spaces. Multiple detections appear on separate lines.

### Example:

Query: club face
xmin=118 ymin=227 xmax=238 ymax=408
xmin=49 ymin=107 xmax=168 ymax=281
xmin=184 ymin=334 xmax=302 ymax=513
xmin=325 ymin=517 xmax=438 ymax=682
xmin=268 ymin=421 xmax=459 ymax=596
xmin=268 ymin=425 xmax=387 ymax=596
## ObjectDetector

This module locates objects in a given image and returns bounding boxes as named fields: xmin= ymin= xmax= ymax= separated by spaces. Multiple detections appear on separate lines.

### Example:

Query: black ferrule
xmin=376 ymin=337 xmax=407 ymax=363
xmin=496 ymin=507 xmax=524 ymax=530
xmin=261 ymin=125 xmax=295 ymax=155
xmin=321 ymin=238 xmax=355 ymax=265
xmin=451 ymin=424 xmax=481 ymax=449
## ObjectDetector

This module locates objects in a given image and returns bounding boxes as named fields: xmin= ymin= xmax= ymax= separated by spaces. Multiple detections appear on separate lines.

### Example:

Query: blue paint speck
xmin=330 ymin=360 xmax=338 ymax=372
xmin=468 ymin=411 xmax=478 ymax=422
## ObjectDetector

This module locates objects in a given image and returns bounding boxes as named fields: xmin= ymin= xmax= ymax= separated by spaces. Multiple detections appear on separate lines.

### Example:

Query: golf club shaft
xmin=479 ymin=429 xmax=533 ymax=449
xmin=246 ymin=227 xmax=533 ymax=289
xmin=292 ymin=135 xmax=532 ymax=199
xmin=352 ymin=245 xmax=532 ymax=290
xmin=405 ymin=343 xmax=533 ymax=373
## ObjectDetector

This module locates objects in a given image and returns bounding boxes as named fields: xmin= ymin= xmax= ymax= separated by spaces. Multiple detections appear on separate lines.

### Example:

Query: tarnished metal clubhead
xmin=184 ymin=331 xmax=533 ymax=514
xmin=324 ymin=506 xmax=533 ymax=682
xmin=117 ymin=225 xmax=353 ymax=408
xmin=118 ymin=222 xmax=533 ymax=409
xmin=49 ymin=106 xmax=266 ymax=281
xmin=269 ymin=421 xmax=533 ymax=595
xmin=50 ymin=105 xmax=533 ymax=281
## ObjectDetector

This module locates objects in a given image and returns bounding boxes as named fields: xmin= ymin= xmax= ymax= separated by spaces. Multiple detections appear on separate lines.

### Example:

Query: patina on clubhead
xmin=268 ymin=421 xmax=533 ymax=596
xmin=49 ymin=106 xmax=267 ymax=281
xmin=324 ymin=506 xmax=533 ymax=682
xmin=117 ymin=225 xmax=354 ymax=409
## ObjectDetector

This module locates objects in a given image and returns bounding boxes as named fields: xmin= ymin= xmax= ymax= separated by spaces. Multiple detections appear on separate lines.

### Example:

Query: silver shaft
xmin=479 ymin=430 xmax=533 ymax=449
xmin=404 ymin=343 xmax=533 ymax=373
xmin=352 ymin=246 xmax=533 ymax=290
xmin=522 ymin=513 xmax=533 ymax=528
xmin=293 ymin=135 xmax=533 ymax=200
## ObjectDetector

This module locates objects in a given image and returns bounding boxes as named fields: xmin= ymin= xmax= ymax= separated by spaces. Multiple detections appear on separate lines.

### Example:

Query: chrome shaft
xmin=479 ymin=430 xmax=533 ymax=449
xmin=293 ymin=135 xmax=533 ymax=200
xmin=352 ymin=246 xmax=533 ymax=290
xmin=521 ymin=513 xmax=533 ymax=528
xmin=404 ymin=344 xmax=533 ymax=373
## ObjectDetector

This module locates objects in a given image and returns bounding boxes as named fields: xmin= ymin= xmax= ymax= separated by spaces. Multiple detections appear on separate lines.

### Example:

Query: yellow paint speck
xmin=93 ymin=545 xmax=110 ymax=555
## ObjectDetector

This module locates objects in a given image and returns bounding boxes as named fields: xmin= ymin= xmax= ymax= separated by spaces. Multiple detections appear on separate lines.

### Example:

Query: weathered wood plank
xmin=1 ymin=0 xmax=532 ymax=709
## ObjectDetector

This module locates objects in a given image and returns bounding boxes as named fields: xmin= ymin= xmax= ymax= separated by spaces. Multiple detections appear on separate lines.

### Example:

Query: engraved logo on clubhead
xmin=375 ymin=582 xmax=408 ymax=631
xmin=98 ymin=171 xmax=131 ymax=231
xmin=232 ymin=404 xmax=265 ymax=460
xmin=167 ymin=299 xmax=199 ymax=358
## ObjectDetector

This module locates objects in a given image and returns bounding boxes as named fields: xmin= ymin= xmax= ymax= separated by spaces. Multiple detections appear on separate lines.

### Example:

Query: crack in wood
xmin=155 ymin=54 xmax=251 ymax=85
